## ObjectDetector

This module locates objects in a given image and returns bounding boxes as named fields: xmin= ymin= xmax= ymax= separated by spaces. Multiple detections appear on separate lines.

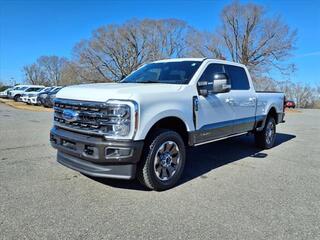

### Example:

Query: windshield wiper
xmin=136 ymin=80 xmax=161 ymax=83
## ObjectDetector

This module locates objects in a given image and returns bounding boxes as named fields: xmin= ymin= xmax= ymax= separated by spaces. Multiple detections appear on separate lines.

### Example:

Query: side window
xmin=198 ymin=63 xmax=224 ymax=83
xmin=224 ymin=65 xmax=250 ymax=90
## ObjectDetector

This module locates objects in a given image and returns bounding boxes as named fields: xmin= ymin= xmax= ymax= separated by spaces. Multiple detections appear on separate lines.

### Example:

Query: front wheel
xmin=138 ymin=129 xmax=186 ymax=191
xmin=13 ymin=95 xmax=21 ymax=102
xmin=255 ymin=117 xmax=276 ymax=149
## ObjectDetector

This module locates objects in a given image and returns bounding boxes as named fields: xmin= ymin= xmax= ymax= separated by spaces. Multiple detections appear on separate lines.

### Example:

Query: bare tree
xmin=37 ymin=56 xmax=67 ymax=86
xmin=252 ymin=76 xmax=277 ymax=91
xmin=60 ymin=60 xmax=107 ymax=85
xmin=23 ymin=63 xmax=47 ymax=85
xmin=185 ymin=29 xmax=223 ymax=58
xmin=74 ymin=21 xmax=146 ymax=81
xmin=294 ymin=83 xmax=316 ymax=108
xmin=219 ymin=1 xmax=297 ymax=78
xmin=144 ymin=19 xmax=189 ymax=59
xmin=60 ymin=61 xmax=81 ymax=86
xmin=23 ymin=56 xmax=67 ymax=86
xmin=73 ymin=19 xmax=191 ymax=82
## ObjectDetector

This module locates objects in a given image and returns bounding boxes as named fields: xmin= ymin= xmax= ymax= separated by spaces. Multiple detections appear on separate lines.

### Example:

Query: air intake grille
xmin=53 ymin=99 xmax=111 ymax=135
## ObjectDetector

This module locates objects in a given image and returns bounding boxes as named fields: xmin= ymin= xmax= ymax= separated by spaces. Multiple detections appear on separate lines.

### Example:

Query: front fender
xmin=134 ymin=109 xmax=193 ymax=140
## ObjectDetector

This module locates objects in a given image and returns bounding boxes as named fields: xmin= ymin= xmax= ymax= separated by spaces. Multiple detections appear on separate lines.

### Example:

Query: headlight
xmin=102 ymin=100 xmax=138 ymax=140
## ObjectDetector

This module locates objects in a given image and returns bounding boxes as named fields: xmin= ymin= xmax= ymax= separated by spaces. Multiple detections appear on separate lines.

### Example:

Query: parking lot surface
xmin=0 ymin=103 xmax=319 ymax=240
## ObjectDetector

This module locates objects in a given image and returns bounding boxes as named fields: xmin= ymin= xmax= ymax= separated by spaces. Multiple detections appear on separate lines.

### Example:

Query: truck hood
xmin=56 ymin=83 xmax=184 ymax=102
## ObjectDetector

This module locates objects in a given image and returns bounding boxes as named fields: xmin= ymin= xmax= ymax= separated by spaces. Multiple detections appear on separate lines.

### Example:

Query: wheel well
xmin=146 ymin=117 xmax=189 ymax=145
xmin=268 ymin=107 xmax=278 ymax=123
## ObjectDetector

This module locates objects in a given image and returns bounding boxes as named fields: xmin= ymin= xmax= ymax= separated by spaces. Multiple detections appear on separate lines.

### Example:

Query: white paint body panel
xmin=56 ymin=59 xmax=285 ymax=141
xmin=9 ymin=85 xmax=45 ymax=99
xmin=255 ymin=92 xmax=284 ymax=116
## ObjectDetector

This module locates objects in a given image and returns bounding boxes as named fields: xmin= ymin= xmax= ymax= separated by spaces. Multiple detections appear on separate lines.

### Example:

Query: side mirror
xmin=213 ymin=73 xmax=231 ymax=93
xmin=197 ymin=81 xmax=209 ymax=97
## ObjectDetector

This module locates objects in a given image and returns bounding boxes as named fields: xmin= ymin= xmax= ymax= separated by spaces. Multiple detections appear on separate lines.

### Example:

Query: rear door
xmin=224 ymin=65 xmax=256 ymax=133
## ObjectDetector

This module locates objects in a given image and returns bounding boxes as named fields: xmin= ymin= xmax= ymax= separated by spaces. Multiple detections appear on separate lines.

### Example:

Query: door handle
xmin=249 ymin=97 xmax=256 ymax=102
xmin=225 ymin=98 xmax=235 ymax=104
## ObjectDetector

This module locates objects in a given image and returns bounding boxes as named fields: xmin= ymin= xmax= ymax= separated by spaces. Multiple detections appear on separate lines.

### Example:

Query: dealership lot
xmin=0 ymin=103 xmax=319 ymax=240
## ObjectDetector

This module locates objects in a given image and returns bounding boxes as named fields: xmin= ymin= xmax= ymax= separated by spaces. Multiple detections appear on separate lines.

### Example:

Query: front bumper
xmin=29 ymin=97 xmax=38 ymax=104
xmin=21 ymin=97 xmax=28 ymax=102
xmin=50 ymin=127 xmax=144 ymax=179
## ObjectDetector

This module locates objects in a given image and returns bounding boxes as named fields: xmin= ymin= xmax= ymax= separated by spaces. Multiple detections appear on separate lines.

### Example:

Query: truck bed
xmin=255 ymin=91 xmax=285 ymax=118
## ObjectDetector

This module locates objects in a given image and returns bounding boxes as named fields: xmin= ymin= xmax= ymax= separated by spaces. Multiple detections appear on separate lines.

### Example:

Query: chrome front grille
xmin=54 ymin=99 xmax=111 ymax=135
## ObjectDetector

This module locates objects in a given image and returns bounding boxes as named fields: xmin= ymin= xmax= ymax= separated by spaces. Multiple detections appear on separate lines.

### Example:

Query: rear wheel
xmin=138 ymin=129 xmax=186 ymax=191
xmin=255 ymin=117 xmax=276 ymax=149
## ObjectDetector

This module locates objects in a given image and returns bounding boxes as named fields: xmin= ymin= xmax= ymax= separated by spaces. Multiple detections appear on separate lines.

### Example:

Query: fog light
xmin=84 ymin=145 xmax=95 ymax=155
xmin=105 ymin=147 xmax=133 ymax=159
xmin=50 ymin=134 xmax=57 ymax=144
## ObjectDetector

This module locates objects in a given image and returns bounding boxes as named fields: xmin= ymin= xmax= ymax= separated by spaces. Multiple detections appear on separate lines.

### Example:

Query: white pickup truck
xmin=8 ymin=85 xmax=45 ymax=101
xmin=50 ymin=58 xmax=285 ymax=190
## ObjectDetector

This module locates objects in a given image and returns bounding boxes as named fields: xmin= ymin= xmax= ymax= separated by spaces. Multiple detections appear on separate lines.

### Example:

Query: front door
xmin=195 ymin=63 xmax=235 ymax=144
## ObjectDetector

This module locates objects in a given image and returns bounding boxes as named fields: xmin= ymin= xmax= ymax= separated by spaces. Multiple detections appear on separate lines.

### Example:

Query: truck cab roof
xmin=153 ymin=58 xmax=246 ymax=68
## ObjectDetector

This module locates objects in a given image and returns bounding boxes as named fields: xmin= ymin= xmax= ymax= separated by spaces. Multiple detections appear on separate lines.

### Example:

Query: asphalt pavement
xmin=0 ymin=103 xmax=319 ymax=240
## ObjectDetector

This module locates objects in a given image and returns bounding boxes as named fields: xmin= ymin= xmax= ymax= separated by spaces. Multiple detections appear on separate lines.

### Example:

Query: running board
xmin=194 ymin=132 xmax=248 ymax=146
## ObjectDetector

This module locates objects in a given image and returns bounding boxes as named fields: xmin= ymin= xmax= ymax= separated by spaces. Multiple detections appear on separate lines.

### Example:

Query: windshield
xmin=122 ymin=61 xmax=202 ymax=84
xmin=19 ymin=87 xmax=28 ymax=91
xmin=51 ymin=88 xmax=62 ymax=94
xmin=14 ymin=86 xmax=27 ymax=91
xmin=25 ymin=87 xmax=43 ymax=92
xmin=41 ymin=87 xmax=52 ymax=92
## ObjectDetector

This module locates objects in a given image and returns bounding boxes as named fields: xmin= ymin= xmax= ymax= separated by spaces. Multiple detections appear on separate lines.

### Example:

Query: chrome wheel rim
xmin=154 ymin=141 xmax=180 ymax=181
xmin=265 ymin=121 xmax=275 ymax=145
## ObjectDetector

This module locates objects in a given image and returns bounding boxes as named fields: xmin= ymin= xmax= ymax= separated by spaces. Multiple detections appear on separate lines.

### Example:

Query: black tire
xmin=255 ymin=117 xmax=276 ymax=149
xmin=13 ymin=95 xmax=21 ymax=102
xmin=137 ymin=129 xmax=186 ymax=191
xmin=43 ymin=100 xmax=50 ymax=108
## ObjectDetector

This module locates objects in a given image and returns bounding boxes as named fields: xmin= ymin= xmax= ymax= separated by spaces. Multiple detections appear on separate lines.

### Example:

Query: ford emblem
xmin=62 ymin=109 xmax=79 ymax=122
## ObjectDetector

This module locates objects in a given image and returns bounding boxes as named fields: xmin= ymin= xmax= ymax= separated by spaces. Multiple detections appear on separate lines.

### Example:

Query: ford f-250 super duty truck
xmin=50 ymin=58 xmax=285 ymax=190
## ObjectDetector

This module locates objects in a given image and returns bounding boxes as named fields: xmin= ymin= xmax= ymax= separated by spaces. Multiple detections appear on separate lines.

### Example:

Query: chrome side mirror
xmin=213 ymin=73 xmax=231 ymax=93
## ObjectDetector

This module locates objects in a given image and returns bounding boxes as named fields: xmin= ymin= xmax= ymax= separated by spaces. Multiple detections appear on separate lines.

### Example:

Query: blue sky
xmin=0 ymin=0 xmax=319 ymax=85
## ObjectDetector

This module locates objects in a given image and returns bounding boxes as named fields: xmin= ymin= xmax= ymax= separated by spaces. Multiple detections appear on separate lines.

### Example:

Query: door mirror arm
xmin=197 ymin=81 xmax=209 ymax=97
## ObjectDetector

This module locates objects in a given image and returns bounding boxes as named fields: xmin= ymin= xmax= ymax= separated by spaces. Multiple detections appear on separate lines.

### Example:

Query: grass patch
xmin=0 ymin=98 xmax=53 ymax=112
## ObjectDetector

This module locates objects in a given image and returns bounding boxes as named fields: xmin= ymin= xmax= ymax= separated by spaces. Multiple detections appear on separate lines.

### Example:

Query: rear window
xmin=224 ymin=65 xmax=250 ymax=90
